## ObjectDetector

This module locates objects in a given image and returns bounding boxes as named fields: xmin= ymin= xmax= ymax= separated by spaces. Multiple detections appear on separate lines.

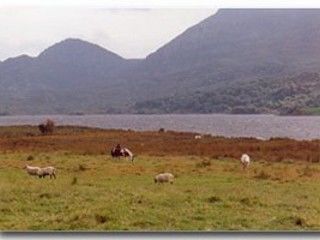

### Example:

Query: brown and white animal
xmin=111 ymin=144 xmax=122 ymax=158
xmin=240 ymin=154 xmax=251 ymax=170
xmin=154 ymin=173 xmax=175 ymax=184
xmin=38 ymin=166 xmax=56 ymax=179
xmin=110 ymin=144 xmax=135 ymax=163
xmin=120 ymin=148 xmax=134 ymax=162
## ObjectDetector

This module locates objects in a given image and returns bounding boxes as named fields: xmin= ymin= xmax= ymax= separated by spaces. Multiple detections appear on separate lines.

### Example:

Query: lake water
xmin=0 ymin=114 xmax=319 ymax=140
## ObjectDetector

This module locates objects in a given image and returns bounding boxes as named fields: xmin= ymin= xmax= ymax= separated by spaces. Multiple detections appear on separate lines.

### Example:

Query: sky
xmin=0 ymin=7 xmax=214 ymax=60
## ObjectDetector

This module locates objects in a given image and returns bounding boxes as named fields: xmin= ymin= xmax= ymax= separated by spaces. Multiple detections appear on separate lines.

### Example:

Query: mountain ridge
xmin=1 ymin=9 xmax=320 ymax=115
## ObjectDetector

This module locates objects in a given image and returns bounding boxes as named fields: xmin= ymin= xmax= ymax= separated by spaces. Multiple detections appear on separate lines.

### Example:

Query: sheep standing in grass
xmin=154 ymin=173 xmax=175 ymax=184
xmin=24 ymin=165 xmax=56 ymax=179
xmin=38 ymin=166 xmax=56 ymax=179
xmin=240 ymin=154 xmax=251 ymax=170
xmin=24 ymin=165 xmax=42 ymax=176
xmin=194 ymin=135 xmax=202 ymax=139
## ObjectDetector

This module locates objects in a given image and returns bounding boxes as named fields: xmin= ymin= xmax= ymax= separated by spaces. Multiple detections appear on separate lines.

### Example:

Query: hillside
xmin=132 ymin=9 xmax=320 ymax=114
xmin=134 ymin=72 xmax=320 ymax=115
xmin=1 ymin=9 xmax=320 ymax=114
xmin=134 ymin=9 xmax=320 ymax=97
xmin=0 ymin=39 xmax=139 ymax=115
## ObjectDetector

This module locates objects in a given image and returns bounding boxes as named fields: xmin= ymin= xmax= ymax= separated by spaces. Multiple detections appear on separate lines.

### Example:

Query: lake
xmin=0 ymin=114 xmax=319 ymax=140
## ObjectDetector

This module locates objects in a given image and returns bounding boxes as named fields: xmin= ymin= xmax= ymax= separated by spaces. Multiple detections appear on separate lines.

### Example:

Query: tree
xmin=38 ymin=119 xmax=55 ymax=135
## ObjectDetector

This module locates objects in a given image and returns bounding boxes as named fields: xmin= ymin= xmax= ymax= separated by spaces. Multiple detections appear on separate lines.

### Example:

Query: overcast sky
xmin=0 ymin=7 xmax=214 ymax=60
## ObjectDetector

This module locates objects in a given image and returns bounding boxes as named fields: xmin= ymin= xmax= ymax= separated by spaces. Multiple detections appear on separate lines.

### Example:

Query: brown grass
xmin=0 ymin=125 xmax=318 ymax=163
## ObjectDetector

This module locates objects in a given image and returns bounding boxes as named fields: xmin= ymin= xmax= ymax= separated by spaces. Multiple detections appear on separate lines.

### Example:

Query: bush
xmin=196 ymin=159 xmax=211 ymax=168
xmin=78 ymin=164 xmax=87 ymax=171
xmin=254 ymin=170 xmax=272 ymax=180
xmin=158 ymin=128 xmax=165 ymax=133
xmin=207 ymin=196 xmax=222 ymax=203
xmin=38 ymin=119 xmax=55 ymax=135
xmin=95 ymin=214 xmax=109 ymax=224
xmin=71 ymin=177 xmax=78 ymax=185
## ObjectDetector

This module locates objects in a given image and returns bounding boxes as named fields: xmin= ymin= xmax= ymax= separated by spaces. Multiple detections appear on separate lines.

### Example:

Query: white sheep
xmin=24 ymin=165 xmax=42 ymax=176
xmin=154 ymin=173 xmax=175 ymax=184
xmin=24 ymin=165 xmax=56 ymax=179
xmin=240 ymin=154 xmax=251 ymax=170
xmin=194 ymin=135 xmax=202 ymax=139
xmin=256 ymin=137 xmax=266 ymax=141
xmin=38 ymin=166 xmax=56 ymax=179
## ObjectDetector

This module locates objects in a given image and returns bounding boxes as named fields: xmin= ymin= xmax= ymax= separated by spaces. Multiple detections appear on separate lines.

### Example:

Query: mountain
xmin=1 ymin=9 xmax=320 ymax=115
xmin=0 ymin=39 xmax=139 ymax=114
xmin=134 ymin=9 xmax=320 ymax=96
xmin=35 ymin=38 xmax=133 ymax=87
xmin=133 ymin=9 xmax=320 ymax=114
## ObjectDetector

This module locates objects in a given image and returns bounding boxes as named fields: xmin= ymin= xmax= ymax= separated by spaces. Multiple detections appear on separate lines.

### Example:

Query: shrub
xmin=295 ymin=217 xmax=305 ymax=226
xmin=277 ymin=216 xmax=306 ymax=227
xmin=300 ymin=165 xmax=318 ymax=177
xmin=196 ymin=159 xmax=211 ymax=168
xmin=38 ymin=119 xmax=55 ymax=135
xmin=39 ymin=193 xmax=52 ymax=199
xmin=95 ymin=214 xmax=109 ymax=224
xmin=158 ymin=128 xmax=165 ymax=133
xmin=239 ymin=197 xmax=251 ymax=205
xmin=71 ymin=177 xmax=78 ymax=185
xmin=207 ymin=196 xmax=222 ymax=203
xmin=254 ymin=170 xmax=271 ymax=180
xmin=78 ymin=164 xmax=87 ymax=171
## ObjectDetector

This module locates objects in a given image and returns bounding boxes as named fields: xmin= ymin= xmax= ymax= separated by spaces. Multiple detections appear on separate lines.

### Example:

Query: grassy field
xmin=1 ymin=126 xmax=320 ymax=231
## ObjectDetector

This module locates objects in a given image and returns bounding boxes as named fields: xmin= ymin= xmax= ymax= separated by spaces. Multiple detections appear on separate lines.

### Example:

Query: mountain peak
xmin=38 ymin=38 xmax=124 ymax=61
xmin=2 ymin=54 xmax=34 ymax=65
xmin=46 ymin=38 xmax=103 ymax=49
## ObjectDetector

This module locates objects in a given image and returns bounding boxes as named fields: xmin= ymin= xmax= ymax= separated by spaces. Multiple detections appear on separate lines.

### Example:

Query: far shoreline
xmin=0 ymin=114 xmax=319 ymax=141
xmin=0 ymin=124 xmax=319 ymax=141
xmin=2 ymin=113 xmax=320 ymax=117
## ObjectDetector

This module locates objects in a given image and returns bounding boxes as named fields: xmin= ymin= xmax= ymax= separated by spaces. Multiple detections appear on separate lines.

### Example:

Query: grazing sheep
xmin=194 ymin=135 xmax=202 ymax=139
xmin=24 ymin=165 xmax=56 ymax=179
xmin=38 ymin=166 xmax=56 ymax=179
xmin=24 ymin=165 xmax=42 ymax=176
xmin=256 ymin=136 xmax=266 ymax=141
xmin=154 ymin=173 xmax=175 ymax=184
xmin=240 ymin=154 xmax=251 ymax=170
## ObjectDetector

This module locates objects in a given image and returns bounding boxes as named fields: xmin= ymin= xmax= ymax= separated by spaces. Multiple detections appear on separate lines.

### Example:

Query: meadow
xmin=1 ymin=126 xmax=320 ymax=231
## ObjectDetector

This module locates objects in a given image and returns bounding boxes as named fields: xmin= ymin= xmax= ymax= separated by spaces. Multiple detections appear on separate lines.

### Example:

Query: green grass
xmin=304 ymin=107 xmax=320 ymax=115
xmin=2 ymin=153 xmax=320 ymax=231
